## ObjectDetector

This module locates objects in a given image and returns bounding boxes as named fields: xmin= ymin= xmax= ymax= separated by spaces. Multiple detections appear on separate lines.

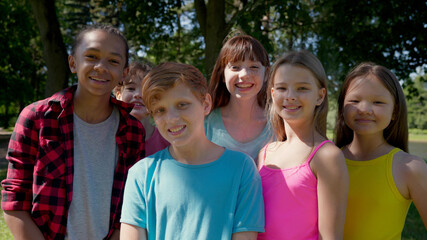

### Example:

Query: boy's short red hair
xmin=141 ymin=62 xmax=208 ymax=115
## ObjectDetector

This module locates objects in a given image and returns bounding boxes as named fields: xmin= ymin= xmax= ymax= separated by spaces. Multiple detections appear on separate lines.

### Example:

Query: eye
xmin=178 ymin=102 xmax=189 ymax=109
xmin=275 ymin=86 xmax=286 ymax=91
xmin=297 ymin=86 xmax=309 ymax=91
xmin=231 ymin=65 xmax=240 ymax=71
xmin=153 ymin=108 xmax=165 ymax=115
xmin=125 ymin=87 xmax=135 ymax=91
xmin=250 ymin=65 xmax=260 ymax=70
xmin=85 ymin=54 xmax=97 ymax=60
xmin=110 ymin=59 xmax=120 ymax=65
xmin=348 ymin=99 xmax=359 ymax=103
xmin=373 ymin=101 xmax=385 ymax=104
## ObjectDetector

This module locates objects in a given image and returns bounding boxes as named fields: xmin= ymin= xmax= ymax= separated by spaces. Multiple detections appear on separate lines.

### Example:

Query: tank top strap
xmin=260 ymin=143 xmax=270 ymax=167
xmin=307 ymin=140 xmax=334 ymax=164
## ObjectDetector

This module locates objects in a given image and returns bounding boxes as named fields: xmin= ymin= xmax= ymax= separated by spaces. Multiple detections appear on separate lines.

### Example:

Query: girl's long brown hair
xmin=334 ymin=62 xmax=408 ymax=152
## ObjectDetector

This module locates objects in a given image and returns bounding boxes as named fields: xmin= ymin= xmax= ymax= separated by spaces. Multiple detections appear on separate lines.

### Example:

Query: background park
xmin=0 ymin=0 xmax=426 ymax=238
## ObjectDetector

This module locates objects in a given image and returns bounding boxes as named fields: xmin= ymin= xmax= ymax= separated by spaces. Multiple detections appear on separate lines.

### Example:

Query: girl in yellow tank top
xmin=334 ymin=62 xmax=427 ymax=239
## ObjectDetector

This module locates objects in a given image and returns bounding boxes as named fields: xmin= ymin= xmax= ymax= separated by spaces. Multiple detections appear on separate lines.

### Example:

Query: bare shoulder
xmin=394 ymin=151 xmax=427 ymax=176
xmin=314 ymin=141 xmax=345 ymax=164
xmin=311 ymin=141 xmax=346 ymax=175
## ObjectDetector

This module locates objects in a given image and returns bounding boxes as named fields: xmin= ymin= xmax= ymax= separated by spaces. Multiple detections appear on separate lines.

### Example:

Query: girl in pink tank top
xmin=258 ymin=50 xmax=348 ymax=239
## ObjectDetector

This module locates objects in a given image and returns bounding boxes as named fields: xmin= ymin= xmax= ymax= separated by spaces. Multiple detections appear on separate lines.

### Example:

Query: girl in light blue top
xmin=206 ymin=34 xmax=272 ymax=164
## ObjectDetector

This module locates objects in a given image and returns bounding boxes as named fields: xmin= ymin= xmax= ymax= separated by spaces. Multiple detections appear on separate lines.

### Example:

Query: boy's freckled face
xmin=151 ymin=82 xmax=211 ymax=147
xmin=69 ymin=30 xmax=127 ymax=99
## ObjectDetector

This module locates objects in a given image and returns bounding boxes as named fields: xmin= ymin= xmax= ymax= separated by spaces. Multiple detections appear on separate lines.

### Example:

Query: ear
xmin=203 ymin=94 xmax=213 ymax=116
xmin=116 ymin=91 xmax=122 ymax=100
xmin=316 ymin=88 xmax=326 ymax=106
xmin=68 ymin=55 xmax=77 ymax=73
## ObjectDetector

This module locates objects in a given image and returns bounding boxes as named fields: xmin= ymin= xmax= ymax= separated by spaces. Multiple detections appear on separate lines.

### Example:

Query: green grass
xmin=0 ymin=169 xmax=12 ymax=239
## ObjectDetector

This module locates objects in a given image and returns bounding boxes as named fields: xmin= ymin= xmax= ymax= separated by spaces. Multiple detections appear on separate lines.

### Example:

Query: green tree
xmin=29 ymin=0 xmax=70 ymax=97
xmin=0 ymin=0 xmax=43 ymax=127
xmin=406 ymin=68 xmax=427 ymax=129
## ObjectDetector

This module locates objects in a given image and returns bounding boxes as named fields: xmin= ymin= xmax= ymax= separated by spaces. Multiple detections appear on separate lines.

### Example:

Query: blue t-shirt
xmin=120 ymin=148 xmax=265 ymax=240
xmin=205 ymin=108 xmax=272 ymax=164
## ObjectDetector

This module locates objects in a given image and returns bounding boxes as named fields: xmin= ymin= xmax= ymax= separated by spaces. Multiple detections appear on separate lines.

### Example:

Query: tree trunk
xmin=29 ymin=0 xmax=69 ymax=97
xmin=195 ymin=0 xmax=228 ymax=77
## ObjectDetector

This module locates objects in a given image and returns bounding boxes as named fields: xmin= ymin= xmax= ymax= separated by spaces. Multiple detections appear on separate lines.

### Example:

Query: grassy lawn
xmin=0 ymin=138 xmax=426 ymax=239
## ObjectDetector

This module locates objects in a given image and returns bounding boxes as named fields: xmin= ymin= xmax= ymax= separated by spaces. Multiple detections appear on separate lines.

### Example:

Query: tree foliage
xmin=0 ymin=0 xmax=44 ymax=127
xmin=1 ymin=0 xmax=426 ymax=129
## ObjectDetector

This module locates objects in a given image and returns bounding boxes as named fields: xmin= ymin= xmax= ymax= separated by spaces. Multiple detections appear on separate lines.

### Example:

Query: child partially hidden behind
xmin=114 ymin=62 xmax=169 ymax=156
xmin=120 ymin=62 xmax=265 ymax=240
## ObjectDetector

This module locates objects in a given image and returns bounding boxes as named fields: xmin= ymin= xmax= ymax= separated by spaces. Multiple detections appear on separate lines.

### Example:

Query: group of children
xmin=1 ymin=24 xmax=426 ymax=240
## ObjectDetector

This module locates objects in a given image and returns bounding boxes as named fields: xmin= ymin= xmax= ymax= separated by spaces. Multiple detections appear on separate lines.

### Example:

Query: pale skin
xmin=260 ymin=64 xmax=348 ymax=239
xmin=342 ymin=75 xmax=427 ymax=228
xmin=221 ymin=59 xmax=268 ymax=144
xmin=120 ymin=82 xmax=258 ymax=239
xmin=4 ymin=30 xmax=128 ymax=239
xmin=116 ymin=81 xmax=156 ymax=140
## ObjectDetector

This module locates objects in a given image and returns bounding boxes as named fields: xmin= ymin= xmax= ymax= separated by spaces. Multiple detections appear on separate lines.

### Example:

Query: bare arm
xmin=120 ymin=223 xmax=147 ymax=240
xmin=3 ymin=210 xmax=45 ymax=240
xmin=109 ymin=229 xmax=120 ymax=240
xmin=312 ymin=144 xmax=349 ymax=239
xmin=403 ymin=155 xmax=427 ymax=228
xmin=231 ymin=231 xmax=258 ymax=240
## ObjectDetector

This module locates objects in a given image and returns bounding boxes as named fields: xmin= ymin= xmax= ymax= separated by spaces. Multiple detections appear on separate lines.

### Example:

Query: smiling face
xmin=150 ymin=82 xmax=211 ymax=148
xmin=116 ymin=77 xmax=147 ymax=121
xmin=223 ymin=59 xmax=266 ymax=102
xmin=343 ymin=75 xmax=395 ymax=137
xmin=69 ymin=29 xmax=127 ymax=99
xmin=271 ymin=64 xmax=325 ymax=124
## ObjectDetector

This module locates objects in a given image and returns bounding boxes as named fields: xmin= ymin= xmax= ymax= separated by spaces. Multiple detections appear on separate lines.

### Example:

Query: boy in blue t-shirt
xmin=120 ymin=62 xmax=264 ymax=240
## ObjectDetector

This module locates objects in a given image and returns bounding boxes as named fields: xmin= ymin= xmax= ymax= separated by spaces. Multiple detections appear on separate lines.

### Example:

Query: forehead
xmin=153 ymin=82 xmax=202 ymax=104
xmin=77 ymin=30 xmax=126 ymax=56
xmin=274 ymin=64 xmax=317 ymax=85
xmin=346 ymin=75 xmax=393 ymax=98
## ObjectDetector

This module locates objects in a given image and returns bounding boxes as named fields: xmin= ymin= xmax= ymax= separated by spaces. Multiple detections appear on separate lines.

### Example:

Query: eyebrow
xmin=275 ymin=81 xmax=312 ymax=85
xmin=85 ymin=47 xmax=123 ymax=59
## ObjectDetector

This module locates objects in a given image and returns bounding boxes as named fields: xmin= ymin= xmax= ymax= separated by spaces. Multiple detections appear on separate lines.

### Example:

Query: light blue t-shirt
xmin=205 ymin=108 xmax=272 ymax=164
xmin=121 ymin=148 xmax=265 ymax=240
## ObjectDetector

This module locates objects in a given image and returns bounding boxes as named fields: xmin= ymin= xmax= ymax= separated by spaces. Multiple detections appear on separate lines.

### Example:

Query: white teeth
xmin=169 ymin=126 xmax=184 ymax=133
xmin=90 ymin=77 xmax=108 ymax=82
xmin=236 ymin=83 xmax=253 ymax=88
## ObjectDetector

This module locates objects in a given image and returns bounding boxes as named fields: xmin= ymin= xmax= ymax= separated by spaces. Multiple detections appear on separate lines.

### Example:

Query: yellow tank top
xmin=344 ymin=148 xmax=411 ymax=240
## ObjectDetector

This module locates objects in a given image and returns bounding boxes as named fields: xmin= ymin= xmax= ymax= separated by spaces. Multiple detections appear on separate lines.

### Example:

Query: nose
xmin=134 ymin=87 xmax=142 ymax=99
xmin=285 ymin=88 xmax=296 ymax=101
xmin=165 ymin=108 xmax=179 ymax=122
xmin=239 ymin=67 xmax=249 ymax=79
xmin=357 ymin=101 xmax=373 ymax=114
xmin=93 ymin=59 xmax=108 ymax=72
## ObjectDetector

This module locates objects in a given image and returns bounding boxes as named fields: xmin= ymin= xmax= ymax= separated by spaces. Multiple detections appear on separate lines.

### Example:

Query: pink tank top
xmin=257 ymin=140 xmax=332 ymax=240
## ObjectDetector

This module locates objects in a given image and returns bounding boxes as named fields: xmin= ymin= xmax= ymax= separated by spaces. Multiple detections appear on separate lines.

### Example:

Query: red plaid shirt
xmin=1 ymin=86 xmax=145 ymax=240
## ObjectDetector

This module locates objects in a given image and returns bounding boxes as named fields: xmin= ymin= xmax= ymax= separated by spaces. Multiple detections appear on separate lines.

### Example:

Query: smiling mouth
xmin=90 ymin=76 xmax=109 ymax=82
xmin=133 ymin=102 xmax=145 ymax=107
xmin=235 ymin=83 xmax=254 ymax=88
xmin=356 ymin=119 xmax=375 ymax=123
xmin=168 ymin=125 xmax=185 ymax=133
xmin=284 ymin=106 xmax=301 ymax=110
